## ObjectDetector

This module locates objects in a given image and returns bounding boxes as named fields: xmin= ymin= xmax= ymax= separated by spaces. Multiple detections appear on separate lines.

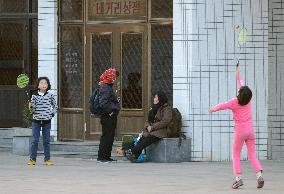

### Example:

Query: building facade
xmin=1 ymin=0 xmax=283 ymax=161
xmin=173 ymin=0 xmax=284 ymax=161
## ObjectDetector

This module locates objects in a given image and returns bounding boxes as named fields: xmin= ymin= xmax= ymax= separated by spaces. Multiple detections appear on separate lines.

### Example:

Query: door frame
xmin=84 ymin=24 xmax=118 ymax=140
xmin=0 ymin=19 xmax=29 ymax=127
xmin=84 ymin=23 xmax=149 ymax=140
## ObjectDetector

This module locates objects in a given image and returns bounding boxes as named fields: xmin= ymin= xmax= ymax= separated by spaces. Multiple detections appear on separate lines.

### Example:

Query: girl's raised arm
xmin=236 ymin=66 xmax=244 ymax=89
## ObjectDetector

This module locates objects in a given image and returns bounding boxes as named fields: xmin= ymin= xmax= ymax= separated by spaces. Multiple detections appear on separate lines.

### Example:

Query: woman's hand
xmin=236 ymin=66 xmax=240 ymax=74
xmin=208 ymin=108 xmax=214 ymax=113
xmin=147 ymin=126 xmax=152 ymax=132
xmin=29 ymin=102 xmax=34 ymax=109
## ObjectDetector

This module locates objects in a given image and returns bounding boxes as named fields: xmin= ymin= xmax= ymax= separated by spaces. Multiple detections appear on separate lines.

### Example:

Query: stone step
xmin=0 ymin=147 xmax=11 ymax=152
xmin=13 ymin=140 xmax=124 ymax=159
xmin=0 ymin=137 xmax=13 ymax=147
xmin=37 ymin=151 xmax=126 ymax=161
xmin=0 ymin=128 xmax=33 ymax=151
xmin=8 ymin=134 xmax=125 ymax=160
xmin=0 ymin=144 xmax=12 ymax=149
xmin=0 ymin=128 xmax=15 ymax=138
xmin=49 ymin=141 xmax=122 ymax=152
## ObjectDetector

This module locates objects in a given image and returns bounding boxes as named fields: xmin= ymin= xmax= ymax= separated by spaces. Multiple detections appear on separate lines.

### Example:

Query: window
xmin=60 ymin=25 xmax=83 ymax=108
xmin=121 ymin=32 xmax=143 ymax=109
xmin=0 ymin=0 xmax=38 ymax=85
xmin=91 ymin=33 xmax=112 ymax=90
xmin=151 ymin=0 xmax=172 ymax=19
xmin=0 ymin=0 xmax=27 ymax=13
xmin=60 ymin=0 xmax=83 ymax=21
xmin=0 ymin=23 xmax=24 ymax=85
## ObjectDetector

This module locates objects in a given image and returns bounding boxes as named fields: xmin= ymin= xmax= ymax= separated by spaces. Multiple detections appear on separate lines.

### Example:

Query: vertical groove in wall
xmin=174 ymin=0 xmax=268 ymax=161
xmin=268 ymin=0 xmax=284 ymax=160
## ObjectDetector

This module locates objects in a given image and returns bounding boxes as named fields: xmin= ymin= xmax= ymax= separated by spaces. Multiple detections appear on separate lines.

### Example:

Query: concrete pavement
xmin=0 ymin=151 xmax=283 ymax=194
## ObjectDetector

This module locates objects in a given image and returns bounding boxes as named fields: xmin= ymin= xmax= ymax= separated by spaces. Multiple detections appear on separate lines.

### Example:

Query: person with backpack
xmin=125 ymin=91 xmax=173 ymax=162
xmin=94 ymin=68 xmax=120 ymax=163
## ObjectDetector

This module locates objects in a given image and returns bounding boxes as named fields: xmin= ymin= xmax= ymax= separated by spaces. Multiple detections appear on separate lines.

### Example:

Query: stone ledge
xmin=146 ymin=138 xmax=191 ymax=163
xmin=13 ymin=136 xmax=32 ymax=156
xmin=12 ymin=128 xmax=32 ymax=137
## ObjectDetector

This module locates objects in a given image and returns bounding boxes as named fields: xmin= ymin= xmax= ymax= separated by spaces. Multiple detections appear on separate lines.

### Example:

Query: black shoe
xmin=107 ymin=158 xmax=117 ymax=162
xmin=96 ymin=158 xmax=110 ymax=163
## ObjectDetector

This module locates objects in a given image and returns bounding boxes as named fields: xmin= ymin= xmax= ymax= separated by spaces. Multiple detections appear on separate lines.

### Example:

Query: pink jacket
xmin=212 ymin=72 xmax=253 ymax=126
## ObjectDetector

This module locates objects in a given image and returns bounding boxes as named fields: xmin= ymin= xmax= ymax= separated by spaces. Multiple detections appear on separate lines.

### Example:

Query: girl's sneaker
xmin=257 ymin=176 xmax=264 ymax=188
xmin=44 ymin=160 xmax=54 ymax=166
xmin=232 ymin=179 xmax=244 ymax=189
xmin=28 ymin=159 xmax=36 ymax=165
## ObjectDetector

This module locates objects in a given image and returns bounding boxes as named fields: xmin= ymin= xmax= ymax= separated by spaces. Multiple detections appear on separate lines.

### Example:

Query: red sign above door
xmin=88 ymin=0 xmax=147 ymax=20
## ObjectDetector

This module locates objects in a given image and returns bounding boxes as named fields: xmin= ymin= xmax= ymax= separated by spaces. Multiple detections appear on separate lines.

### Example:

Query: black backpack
xmin=168 ymin=108 xmax=182 ymax=138
xmin=89 ymin=88 xmax=101 ymax=116
xmin=168 ymin=108 xmax=186 ymax=146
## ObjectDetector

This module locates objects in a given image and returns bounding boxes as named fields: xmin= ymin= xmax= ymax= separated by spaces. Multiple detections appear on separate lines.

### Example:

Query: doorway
xmin=85 ymin=24 xmax=148 ymax=140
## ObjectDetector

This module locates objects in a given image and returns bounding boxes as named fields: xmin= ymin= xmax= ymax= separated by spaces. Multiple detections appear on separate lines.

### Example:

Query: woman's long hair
xmin=237 ymin=86 xmax=252 ymax=105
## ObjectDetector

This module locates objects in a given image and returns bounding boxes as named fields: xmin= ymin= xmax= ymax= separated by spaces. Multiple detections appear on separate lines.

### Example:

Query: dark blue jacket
xmin=99 ymin=84 xmax=120 ymax=115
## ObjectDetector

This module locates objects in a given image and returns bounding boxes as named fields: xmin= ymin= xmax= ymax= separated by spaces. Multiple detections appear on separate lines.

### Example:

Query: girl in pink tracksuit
xmin=209 ymin=66 xmax=264 ymax=189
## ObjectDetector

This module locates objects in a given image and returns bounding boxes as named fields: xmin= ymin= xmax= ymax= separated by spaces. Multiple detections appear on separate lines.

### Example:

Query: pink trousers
xmin=233 ymin=125 xmax=262 ymax=175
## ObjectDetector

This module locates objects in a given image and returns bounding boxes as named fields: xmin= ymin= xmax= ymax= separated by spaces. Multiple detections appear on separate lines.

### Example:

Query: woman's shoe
xmin=28 ymin=159 xmax=36 ymax=165
xmin=125 ymin=149 xmax=137 ymax=162
xmin=44 ymin=160 xmax=54 ymax=166
xmin=232 ymin=179 xmax=244 ymax=189
xmin=257 ymin=176 xmax=264 ymax=188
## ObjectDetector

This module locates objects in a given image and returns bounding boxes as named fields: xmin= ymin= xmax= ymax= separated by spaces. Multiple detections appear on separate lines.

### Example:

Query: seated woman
xmin=125 ymin=91 xmax=173 ymax=162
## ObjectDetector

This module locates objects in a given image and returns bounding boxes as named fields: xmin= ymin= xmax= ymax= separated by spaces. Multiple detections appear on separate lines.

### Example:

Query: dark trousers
xmin=98 ymin=114 xmax=117 ymax=160
xmin=131 ymin=135 xmax=160 ymax=158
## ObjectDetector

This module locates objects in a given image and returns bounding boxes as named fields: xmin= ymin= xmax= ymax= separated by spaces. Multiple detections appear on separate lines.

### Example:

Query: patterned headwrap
xmin=99 ymin=68 xmax=117 ymax=84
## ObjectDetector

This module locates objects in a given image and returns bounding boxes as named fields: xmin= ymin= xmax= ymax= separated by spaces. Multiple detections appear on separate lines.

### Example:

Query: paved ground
xmin=0 ymin=151 xmax=283 ymax=194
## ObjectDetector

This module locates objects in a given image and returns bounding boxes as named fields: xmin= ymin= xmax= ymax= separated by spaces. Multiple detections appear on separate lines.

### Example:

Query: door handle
xmin=116 ymin=81 xmax=121 ymax=102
